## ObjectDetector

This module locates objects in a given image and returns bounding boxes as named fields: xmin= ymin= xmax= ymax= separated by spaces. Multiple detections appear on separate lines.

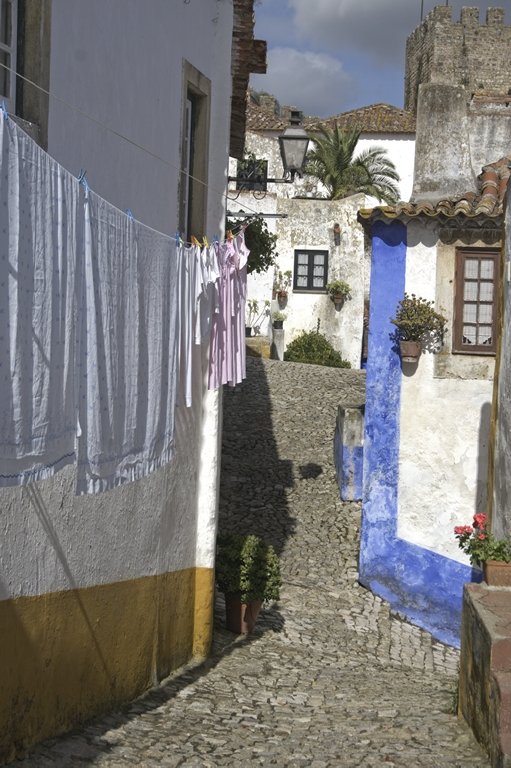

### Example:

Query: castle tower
xmin=405 ymin=6 xmax=510 ymax=114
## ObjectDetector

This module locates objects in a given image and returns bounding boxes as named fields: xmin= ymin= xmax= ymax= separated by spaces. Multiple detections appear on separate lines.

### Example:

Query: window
xmin=0 ymin=0 xmax=16 ymax=110
xmin=179 ymin=62 xmax=210 ymax=240
xmin=293 ymin=250 xmax=328 ymax=292
xmin=453 ymin=248 xmax=499 ymax=355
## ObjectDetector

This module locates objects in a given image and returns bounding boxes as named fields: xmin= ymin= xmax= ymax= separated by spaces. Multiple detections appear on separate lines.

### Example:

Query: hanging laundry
xmin=176 ymin=241 xmax=200 ymax=408
xmin=0 ymin=112 xmax=81 ymax=485
xmin=195 ymin=243 xmax=220 ymax=346
xmin=208 ymin=231 xmax=248 ymax=390
xmin=77 ymin=191 xmax=178 ymax=493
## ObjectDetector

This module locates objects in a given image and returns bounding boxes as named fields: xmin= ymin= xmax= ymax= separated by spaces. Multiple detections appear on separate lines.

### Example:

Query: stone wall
xmin=405 ymin=6 xmax=511 ymax=114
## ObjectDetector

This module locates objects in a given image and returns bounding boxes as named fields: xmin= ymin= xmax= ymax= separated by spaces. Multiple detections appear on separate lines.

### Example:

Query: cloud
xmin=288 ymin=0 xmax=511 ymax=66
xmin=289 ymin=0 xmax=416 ymax=65
xmin=250 ymin=47 xmax=353 ymax=117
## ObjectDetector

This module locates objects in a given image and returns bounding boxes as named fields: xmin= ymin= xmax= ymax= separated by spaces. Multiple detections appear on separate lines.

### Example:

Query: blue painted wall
xmin=359 ymin=219 xmax=479 ymax=648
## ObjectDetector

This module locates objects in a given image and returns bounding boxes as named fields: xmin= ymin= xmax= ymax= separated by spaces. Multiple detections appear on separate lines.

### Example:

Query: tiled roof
xmin=358 ymin=156 xmax=511 ymax=223
xmin=309 ymin=104 xmax=416 ymax=134
xmin=246 ymin=101 xmax=416 ymax=135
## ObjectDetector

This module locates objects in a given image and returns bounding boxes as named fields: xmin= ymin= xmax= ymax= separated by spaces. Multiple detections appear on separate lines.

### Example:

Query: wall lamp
xmin=228 ymin=110 xmax=309 ymax=187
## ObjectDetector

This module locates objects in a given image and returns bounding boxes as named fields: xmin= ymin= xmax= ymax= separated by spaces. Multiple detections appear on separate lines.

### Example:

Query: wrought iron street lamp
xmin=228 ymin=109 xmax=309 ymax=188
xmin=278 ymin=110 xmax=309 ymax=181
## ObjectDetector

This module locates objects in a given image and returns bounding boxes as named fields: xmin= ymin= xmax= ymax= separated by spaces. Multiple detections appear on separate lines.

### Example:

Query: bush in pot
xmin=215 ymin=533 xmax=281 ymax=633
xmin=454 ymin=512 xmax=511 ymax=586
xmin=390 ymin=293 xmax=447 ymax=362
xmin=326 ymin=279 xmax=351 ymax=304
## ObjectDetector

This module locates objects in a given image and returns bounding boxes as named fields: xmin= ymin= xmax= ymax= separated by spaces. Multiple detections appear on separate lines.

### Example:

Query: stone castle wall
xmin=405 ymin=6 xmax=511 ymax=113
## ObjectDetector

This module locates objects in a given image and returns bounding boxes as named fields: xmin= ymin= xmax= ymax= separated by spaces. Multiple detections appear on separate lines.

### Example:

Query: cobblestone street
xmin=12 ymin=358 xmax=489 ymax=767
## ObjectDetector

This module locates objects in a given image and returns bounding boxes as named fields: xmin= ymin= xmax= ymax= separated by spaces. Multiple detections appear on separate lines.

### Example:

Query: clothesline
xmin=0 ymin=110 xmax=248 ymax=494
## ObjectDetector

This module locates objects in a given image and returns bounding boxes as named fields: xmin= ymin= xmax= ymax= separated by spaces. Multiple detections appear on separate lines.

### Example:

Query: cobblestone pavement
xmin=13 ymin=358 xmax=490 ymax=767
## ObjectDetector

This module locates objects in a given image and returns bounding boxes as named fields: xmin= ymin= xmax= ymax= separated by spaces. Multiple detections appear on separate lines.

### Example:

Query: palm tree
xmin=305 ymin=125 xmax=400 ymax=204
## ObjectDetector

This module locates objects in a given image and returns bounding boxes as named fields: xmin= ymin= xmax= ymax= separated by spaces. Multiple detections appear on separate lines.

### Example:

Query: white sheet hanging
xmin=77 ymin=190 xmax=178 ymax=493
xmin=0 ymin=113 xmax=81 ymax=485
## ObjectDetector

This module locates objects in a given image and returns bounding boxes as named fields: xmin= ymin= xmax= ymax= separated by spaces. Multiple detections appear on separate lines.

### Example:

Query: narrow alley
xmin=12 ymin=358 xmax=489 ymax=767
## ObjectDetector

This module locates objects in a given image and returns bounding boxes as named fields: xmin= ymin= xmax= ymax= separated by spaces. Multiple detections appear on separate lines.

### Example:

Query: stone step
xmin=245 ymin=335 xmax=270 ymax=359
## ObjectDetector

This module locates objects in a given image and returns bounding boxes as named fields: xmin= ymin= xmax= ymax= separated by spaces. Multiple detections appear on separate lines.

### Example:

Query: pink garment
xmin=208 ymin=231 xmax=249 ymax=389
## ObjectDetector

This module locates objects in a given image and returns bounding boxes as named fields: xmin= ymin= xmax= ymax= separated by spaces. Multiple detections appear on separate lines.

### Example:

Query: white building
xmin=231 ymin=96 xmax=415 ymax=368
xmin=0 ymin=0 xmax=265 ymax=760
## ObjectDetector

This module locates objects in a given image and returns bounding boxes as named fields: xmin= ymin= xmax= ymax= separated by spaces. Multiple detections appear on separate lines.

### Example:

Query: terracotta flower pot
xmin=399 ymin=339 xmax=421 ymax=362
xmin=483 ymin=560 xmax=511 ymax=587
xmin=224 ymin=594 xmax=262 ymax=634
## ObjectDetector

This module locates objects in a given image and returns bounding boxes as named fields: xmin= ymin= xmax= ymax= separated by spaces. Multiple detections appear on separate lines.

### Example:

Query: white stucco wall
xmin=492 ymin=195 xmax=511 ymax=538
xmin=0 ymin=1 xmax=232 ymax=600
xmin=47 ymin=0 xmax=232 ymax=238
xmin=397 ymin=221 xmax=495 ymax=561
xmin=356 ymin=134 xmax=415 ymax=203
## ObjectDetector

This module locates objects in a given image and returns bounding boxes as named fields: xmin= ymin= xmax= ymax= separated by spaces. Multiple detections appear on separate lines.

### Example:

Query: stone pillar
xmin=270 ymin=329 xmax=285 ymax=361
xmin=335 ymin=404 xmax=364 ymax=501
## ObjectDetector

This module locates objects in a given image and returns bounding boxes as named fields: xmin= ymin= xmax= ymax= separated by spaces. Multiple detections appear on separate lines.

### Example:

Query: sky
xmin=250 ymin=0 xmax=511 ymax=117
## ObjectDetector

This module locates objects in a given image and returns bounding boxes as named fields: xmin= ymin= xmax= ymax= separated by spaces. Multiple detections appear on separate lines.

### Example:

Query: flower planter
xmin=245 ymin=326 xmax=252 ymax=337
xmin=224 ymin=594 xmax=263 ymax=634
xmin=483 ymin=560 xmax=511 ymax=587
xmin=272 ymin=320 xmax=284 ymax=330
xmin=399 ymin=339 xmax=421 ymax=362
xmin=277 ymin=292 xmax=288 ymax=309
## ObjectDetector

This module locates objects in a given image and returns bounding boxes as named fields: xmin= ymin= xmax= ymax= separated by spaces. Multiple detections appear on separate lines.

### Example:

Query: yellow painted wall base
xmin=0 ymin=567 xmax=214 ymax=764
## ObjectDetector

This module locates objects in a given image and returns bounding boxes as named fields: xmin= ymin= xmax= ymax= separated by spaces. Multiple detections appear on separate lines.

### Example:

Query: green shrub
xmin=216 ymin=533 xmax=281 ymax=603
xmin=284 ymin=329 xmax=351 ymax=368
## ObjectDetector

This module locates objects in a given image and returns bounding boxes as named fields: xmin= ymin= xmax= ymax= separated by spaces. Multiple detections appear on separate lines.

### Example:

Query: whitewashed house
xmin=357 ymin=5 xmax=511 ymax=646
xmin=230 ymin=95 xmax=415 ymax=367
xmin=0 ymin=0 xmax=265 ymax=760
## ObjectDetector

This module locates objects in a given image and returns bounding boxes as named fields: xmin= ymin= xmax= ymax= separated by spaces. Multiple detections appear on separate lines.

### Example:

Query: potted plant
xmin=326 ymin=279 xmax=351 ymax=306
xmin=390 ymin=293 xmax=447 ymax=362
xmin=273 ymin=269 xmax=292 ymax=307
xmin=272 ymin=311 xmax=286 ymax=330
xmin=454 ymin=513 xmax=511 ymax=586
xmin=245 ymin=299 xmax=270 ymax=337
xmin=215 ymin=533 xmax=281 ymax=634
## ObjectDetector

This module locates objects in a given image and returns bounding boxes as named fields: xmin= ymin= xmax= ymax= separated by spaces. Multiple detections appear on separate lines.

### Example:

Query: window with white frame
xmin=0 ymin=0 xmax=16 ymax=110
xmin=453 ymin=247 xmax=499 ymax=355
xmin=293 ymin=249 xmax=329 ymax=292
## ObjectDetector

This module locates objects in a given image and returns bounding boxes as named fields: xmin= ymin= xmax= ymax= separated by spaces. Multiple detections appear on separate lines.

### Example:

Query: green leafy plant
xmin=454 ymin=513 xmax=511 ymax=565
xmin=226 ymin=217 xmax=278 ymax=275
xmin=390 ymin=293 xmax=447 ymax=342
xmin=215 ymin=533 xmax=281 ymax=603
xmin=246 ymin=298 xmax=270 ymax=329
xmin=284 ymin=326 xmax=351 ymax=368
xmin=272 ymin=311 xmax=286 ymax=322
xmin=326 ymin=279 xmax=351 ymax=301
xmin=273 ymin=269 xmax=292 ymax=297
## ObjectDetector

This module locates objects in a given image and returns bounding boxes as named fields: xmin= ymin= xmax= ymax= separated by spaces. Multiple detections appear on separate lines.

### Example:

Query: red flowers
xmin=473 ymin=513 xmax=487 ymax=530
xmin=454 ymin=525 xmax=473 ymax=536
xmin=453 ymin=512 xmax=511 ymax=565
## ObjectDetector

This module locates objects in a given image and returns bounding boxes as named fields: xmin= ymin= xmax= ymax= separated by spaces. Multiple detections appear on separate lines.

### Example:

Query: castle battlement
xmin=404 ymin=5 xmax=511 ymax=113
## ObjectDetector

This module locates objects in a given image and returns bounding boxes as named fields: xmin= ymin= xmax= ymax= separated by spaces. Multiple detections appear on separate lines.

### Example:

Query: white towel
xmin=0 ymin=113 xmax=80 ymax=485
xmin=77 ymin=191 xmax=178 ymax=493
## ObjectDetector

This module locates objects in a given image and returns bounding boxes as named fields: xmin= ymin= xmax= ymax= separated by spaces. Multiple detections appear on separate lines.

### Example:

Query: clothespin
xmin=203 ymin=235 xmax=209 ymax=248
xmin=175 ymin=231 xmax=181 ymax=247
xmin=126 ymin=208 xmax=134 ymax=221
xmin=77 ymin=169 xmax=90 ymax=199
xmin=226 ymin=229 xmax=233 ymax=241
xmin=0 ymin=100 xmax=8 ymax=121
xmin=191 ymin=235 xmax=200 ymax=247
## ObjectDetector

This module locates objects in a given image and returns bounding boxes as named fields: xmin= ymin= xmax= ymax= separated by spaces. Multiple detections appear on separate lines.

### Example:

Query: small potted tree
xmin=215 ymin=533 xmax=281 ymax=634
xmin=326 ymin=279 xmax=351 ymax=307
xmin=390 ymin=293 xmax=447 ymax=363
